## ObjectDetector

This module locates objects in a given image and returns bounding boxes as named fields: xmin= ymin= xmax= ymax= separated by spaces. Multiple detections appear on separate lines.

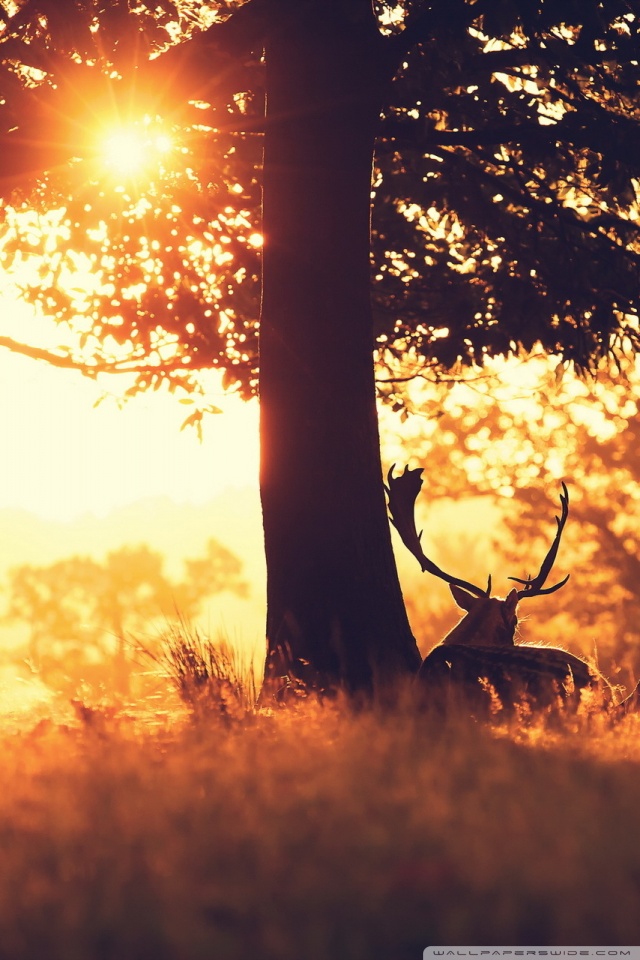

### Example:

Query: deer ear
xmin=504 ymin=588 xmax=520 ymax=615
xmin=450 ymin=584 xmax=477 ymax=610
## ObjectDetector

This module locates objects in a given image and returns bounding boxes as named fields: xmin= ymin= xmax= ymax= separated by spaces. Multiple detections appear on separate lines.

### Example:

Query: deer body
xmin=386 ymin=467 xmax=636 ymax=718
xmin=419 ymin=585 xmax=613 ymax=716
xmin=418 ymin=643 xmax=609 ymax=715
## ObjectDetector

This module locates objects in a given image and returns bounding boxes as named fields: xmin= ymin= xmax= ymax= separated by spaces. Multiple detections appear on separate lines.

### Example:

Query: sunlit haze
xmin=0 ymin=293 xmax=259 ymax=522
xmin=98 ymin=119 xmax=175 ymax=179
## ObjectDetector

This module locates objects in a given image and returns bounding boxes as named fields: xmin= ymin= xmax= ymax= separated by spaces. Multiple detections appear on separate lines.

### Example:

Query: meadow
xmin=1 ymin=652 xmax=640 ymax=960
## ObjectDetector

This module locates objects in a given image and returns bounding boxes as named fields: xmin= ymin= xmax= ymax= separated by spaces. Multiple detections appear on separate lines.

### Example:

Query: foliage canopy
xmin=1 ymin=0 xmax=639 ymax=400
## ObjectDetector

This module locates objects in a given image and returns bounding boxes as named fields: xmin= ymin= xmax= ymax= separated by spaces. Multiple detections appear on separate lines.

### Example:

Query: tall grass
xmin=1 ymin=675 xmax=640 ymax=960
xmin=135 ymin=620 xmax=259 ymax=722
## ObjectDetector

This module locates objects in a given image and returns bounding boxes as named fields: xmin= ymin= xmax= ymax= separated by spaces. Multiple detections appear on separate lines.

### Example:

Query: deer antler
xmin=508 ymin=482 xmax=570 ymax=599
xmin=385 ymin=464 xmax=491 ymax=598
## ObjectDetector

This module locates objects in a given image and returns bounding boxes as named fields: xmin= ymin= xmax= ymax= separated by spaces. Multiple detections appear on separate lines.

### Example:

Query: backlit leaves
xmin=1 ymin=0 xmax=640 ymax=401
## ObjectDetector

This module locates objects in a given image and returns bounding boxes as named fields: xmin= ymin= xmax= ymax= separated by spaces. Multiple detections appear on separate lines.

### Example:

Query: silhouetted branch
xmin=0 ymin=335 xmax=201 ymax=376
xmin=380 ymin=111 xmax=640 ymax=167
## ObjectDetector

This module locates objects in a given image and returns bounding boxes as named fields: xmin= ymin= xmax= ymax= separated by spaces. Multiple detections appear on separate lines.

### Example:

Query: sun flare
xmin=98 ymin=120 xmax=173 ymax=179
xmin=102 ymin=129 xmax=147 ymax=175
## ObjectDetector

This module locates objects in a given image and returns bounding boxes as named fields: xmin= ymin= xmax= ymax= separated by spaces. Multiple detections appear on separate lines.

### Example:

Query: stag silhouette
xmin=387 ymin=466 xmax=639 ymax=718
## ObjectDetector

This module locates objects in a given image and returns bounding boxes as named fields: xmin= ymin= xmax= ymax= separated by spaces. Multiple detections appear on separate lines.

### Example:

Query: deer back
xmin=417 ymin=642 xmax=613 ymax=716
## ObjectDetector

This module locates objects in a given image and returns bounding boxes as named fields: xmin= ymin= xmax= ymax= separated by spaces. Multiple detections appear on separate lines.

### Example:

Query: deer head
xmin=385 ymin=466 xmax=570 ymax=648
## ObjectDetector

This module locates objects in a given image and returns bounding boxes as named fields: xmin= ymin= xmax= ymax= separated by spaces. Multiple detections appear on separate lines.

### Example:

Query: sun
xmin=102 ymin=128 xmax=147 ymax=176
xmin=97 ymin=118 xmax=173 ymax=180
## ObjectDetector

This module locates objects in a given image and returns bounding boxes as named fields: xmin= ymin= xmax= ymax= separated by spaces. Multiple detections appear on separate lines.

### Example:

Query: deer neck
xmin=442 ymin=596 xmax=518 ymax=647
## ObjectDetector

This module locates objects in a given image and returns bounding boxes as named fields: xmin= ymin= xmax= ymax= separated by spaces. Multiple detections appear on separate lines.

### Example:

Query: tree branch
xmin=379 ymin=109 xmax=640 ymax=167
xmin=0 ymin=337 xmax=91 ymax=371
xmin=387 ymin=0 xmax=475 ymax=68
xmin=142 ymin=0 xmax=271 ymax=87
xmin=388 ymin=2 xmax=437 ymax=59
xmin=0 ymin=335 xmax=203 ymax=376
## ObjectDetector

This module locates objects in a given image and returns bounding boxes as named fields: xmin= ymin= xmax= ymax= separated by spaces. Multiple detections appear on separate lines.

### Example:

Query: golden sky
xmin=0 ymin=291 xmax=260 ymax=522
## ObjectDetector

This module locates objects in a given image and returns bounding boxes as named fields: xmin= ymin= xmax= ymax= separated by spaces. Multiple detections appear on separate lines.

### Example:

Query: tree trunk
xmin=260 ymin=1 xmax=421 ymax=694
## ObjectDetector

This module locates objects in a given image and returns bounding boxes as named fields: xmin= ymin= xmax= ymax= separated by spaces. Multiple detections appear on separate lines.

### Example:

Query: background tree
xmin=1 ymin=0 xmax=639 ymax=692
xmin=4 ymin=538 xmax=248 ymax=692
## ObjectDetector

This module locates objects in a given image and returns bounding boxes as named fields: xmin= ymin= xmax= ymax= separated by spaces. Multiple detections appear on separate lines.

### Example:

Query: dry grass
xmin=1 ymin=631 xmax=640 ymax=959
xmin=137 ymin=620 xmax=259 ymax=723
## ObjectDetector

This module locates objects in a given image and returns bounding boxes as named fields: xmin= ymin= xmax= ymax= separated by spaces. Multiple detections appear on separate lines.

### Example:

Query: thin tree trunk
xmin=260 ymin=1 xmax=421 ymax=693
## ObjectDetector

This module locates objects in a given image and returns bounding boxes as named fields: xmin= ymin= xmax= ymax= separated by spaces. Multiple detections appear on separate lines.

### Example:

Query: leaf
xmin=180 ymin=410 xmax=202 ymax=432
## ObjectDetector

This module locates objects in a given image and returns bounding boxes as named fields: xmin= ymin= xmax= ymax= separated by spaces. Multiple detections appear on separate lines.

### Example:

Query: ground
xmin=1 ymin=685 xmax=639 ymax=959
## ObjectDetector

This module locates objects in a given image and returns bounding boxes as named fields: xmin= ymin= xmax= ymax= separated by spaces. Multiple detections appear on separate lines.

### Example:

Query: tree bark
xmin=260 ymin=0 xmax=421 ymax=694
